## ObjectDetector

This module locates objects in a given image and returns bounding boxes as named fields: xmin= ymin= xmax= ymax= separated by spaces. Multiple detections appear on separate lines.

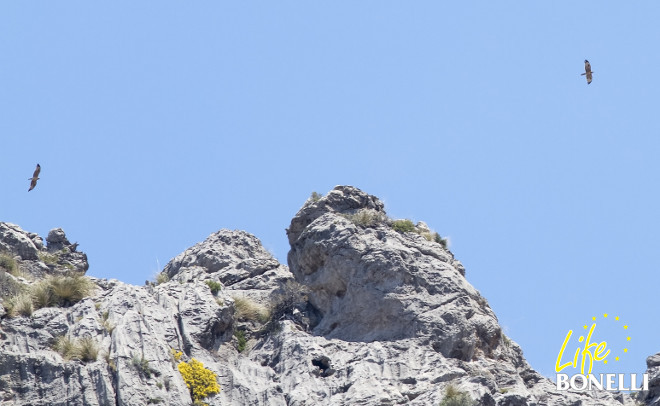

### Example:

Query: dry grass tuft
xmin=0 ymin=253 xmax=18 ymax=275
xmin=233 ymin=296 xmax=270 ymax=323
xmin=52 ymin=335 xmax=99 ymax=362
xmin=6 ymin=292 xmax=34 ymax=317
xmin=48 ymin=273 xmax=95 ymax=306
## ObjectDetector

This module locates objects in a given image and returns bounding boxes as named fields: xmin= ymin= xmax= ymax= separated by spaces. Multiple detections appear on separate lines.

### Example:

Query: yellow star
xmin=615 ymin=357 xmax=620 ymax=361
xmin=624 ymin=348 xmax=628 ymax=353
xmin=583 ymin=325 xmax=588 ymax=329
xmin=604 ymin=360 xmax=608 ymax=365
xmin=624 ymin=325 xmax=628 ymax=329
xmin=603 ymin=313 xmax=608 ymax=318
xmin=627 ymin=337 xmax=631 ymax=341
xmin=615 ymin=316 xmax=620 ymax=321
xmin=592 ymin=316 xmax=596 ymax=321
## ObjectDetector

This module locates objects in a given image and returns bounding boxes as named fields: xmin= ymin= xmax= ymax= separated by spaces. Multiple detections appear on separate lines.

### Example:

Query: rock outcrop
xmin=643 ymin=353 xmax=660 ymax=405
xmin=0 ymin=186 xmax=650 ymax=405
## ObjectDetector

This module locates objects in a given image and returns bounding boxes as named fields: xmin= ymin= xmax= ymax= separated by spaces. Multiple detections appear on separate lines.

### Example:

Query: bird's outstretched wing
xmin=28 ymin=163 xmax=40 ymax=191
xmin=582 ymin=60 xmax=593 ymax=84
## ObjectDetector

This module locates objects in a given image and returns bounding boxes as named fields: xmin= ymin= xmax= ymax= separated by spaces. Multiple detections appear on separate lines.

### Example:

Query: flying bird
xmin=28 ymin=164 xmax=40 ymax=192
xmin=581 ymin=60 xmax=593 ymax=84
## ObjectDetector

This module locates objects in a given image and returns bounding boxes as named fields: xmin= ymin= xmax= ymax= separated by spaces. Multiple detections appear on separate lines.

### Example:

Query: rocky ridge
xmin=0 ymin=186 xmax=657 ymax=405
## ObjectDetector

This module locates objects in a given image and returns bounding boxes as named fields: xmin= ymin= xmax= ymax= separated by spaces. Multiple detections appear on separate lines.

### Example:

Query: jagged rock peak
xmin=46 ymin=228 xmax=72 ymax=251
xmin=0 ymin=203 xmax=644 ymax=405
xmin=280 ymin=186 xmax=636 ymax=405
xmin=0 ymin=222 xmax=44 ymax=261
xmin=287 ymin=185 xmax=385 ymax=245
xmin=163 ymin=229 xmax=282 ymax=288
xmin=0 ymin=222 xmax=88 ymax=278
xmin=287 ymin=187 xmax=495 ymax=351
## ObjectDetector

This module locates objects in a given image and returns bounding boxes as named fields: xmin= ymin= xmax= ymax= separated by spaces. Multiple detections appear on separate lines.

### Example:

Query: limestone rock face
xmin=287 ymin=185 xmax=385 ymax=246
xmin=288 ymin=187 xmax=492 ymax=355
xmin=644 ymin=353 xmax=660 ymax=405
xmin=0 ymin=189 xmax=646 ymax=405
xmin=0 ymin=223 xmax=40 ymax=261
xmin=0 ymin=223 xmax=88 ymax=280
xmin=163 ymin=229 xmax=288 ymax=292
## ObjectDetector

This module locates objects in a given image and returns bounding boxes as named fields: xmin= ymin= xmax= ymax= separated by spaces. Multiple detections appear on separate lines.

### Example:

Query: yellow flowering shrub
xmin=177 ymin=358 xmax=220 ymax=403
xmin=170 ymin=348 xmax=183 ymax=362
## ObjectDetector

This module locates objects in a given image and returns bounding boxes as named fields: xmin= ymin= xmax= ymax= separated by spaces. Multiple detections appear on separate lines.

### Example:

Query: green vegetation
xmin=310 ymin=191 xmax=323 ymax=202
xmin=0 ymin=253 xmax=18 ymax=276
xmin=100 ymin=310 xmax=115 ymax=334
xmin=232 ymin=296 xmax=270 ymax=323
xmin=434 ymin=232 xmax=448 ymax=248
xmin=439 ymin=384 xmax=475 ymax=406
xmin=177 ymin=358 xmax=220 ymax=405
xmin=155 ymin=272 xmax=170 ymax=285
xmin=391 ymin=219 xmax=416 ymax=233
xmin=391 ymin=220 xmax=449 ymax=249
xmin=38 ymin=252 xmax=60 ymax=266
xmin=235 ymin=330 xmax=247 ymax=352
xmin=52 ymin=336 xmax=99 ymax=363
xmin=205 ymin=280 xmax=222 ymax=295
xmin=421 ymin=231 xmax=448 ymax=248
xmin=132 ymin=354 xmax=154 ymax=379
xmin=502 ymin=334 xmax=511 ymax=348
xmin=104 ymin=353 xmax=117 ymax=372
xmin=343 ymin=209 xmax=386 ymax=227
xmin=265 ymin=280 xmax=308 ymax=332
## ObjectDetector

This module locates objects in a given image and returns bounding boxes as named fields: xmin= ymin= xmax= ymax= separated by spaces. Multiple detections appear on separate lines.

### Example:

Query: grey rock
xmin=287 ymin=187 xmax=492 ymax=351
xmin=0 ymin=223 xmax=39 ymax=261
xmin=0 ymin=223 xmax=89 ymax=279
xmin=287 ymin=185 xmax=385 ymax=246
xmin=46 ymin=228 xmax=71 ymax=251
xmin=649 ymin=353 xmax=660 ymax=368
xmin=644 ymin=352 xmax=660 ymax=405
xmin=0 ymin=271 xmax=22 ymax=302
xmin=164 ymin=229 xmax=284 ymax=289
xmin=0 ymin=189 xmax=646 ymax=406
xmin=45 ymin=228 xmax=89 ymax=273
xmin=416 ymin=221 xmax=431 ymax=234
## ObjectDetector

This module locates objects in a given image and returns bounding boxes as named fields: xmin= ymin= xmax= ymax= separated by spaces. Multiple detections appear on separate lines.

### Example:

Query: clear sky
xmin=2 ymin=2 xmax=658 ymax=382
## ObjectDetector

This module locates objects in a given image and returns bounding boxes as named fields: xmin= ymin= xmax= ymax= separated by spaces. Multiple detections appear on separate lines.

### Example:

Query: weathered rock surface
xmin=0 ymin=223 xmax=88 ymax=281
xmin=0 ymin=223 xmax=41 ymax=261
xmin=643 ymin=353 xmax=660 ymax=405
xmin=0 ymin=188 xmax=651 ymax=405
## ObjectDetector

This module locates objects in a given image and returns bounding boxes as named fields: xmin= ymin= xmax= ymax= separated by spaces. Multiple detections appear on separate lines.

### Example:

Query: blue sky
xmin=2 ymin=2 xmax=658 ymax=381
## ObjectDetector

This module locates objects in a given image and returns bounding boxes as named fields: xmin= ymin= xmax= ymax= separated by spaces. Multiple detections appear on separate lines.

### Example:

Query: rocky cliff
xmin=0 ymin=186 xmax=656 ymax=405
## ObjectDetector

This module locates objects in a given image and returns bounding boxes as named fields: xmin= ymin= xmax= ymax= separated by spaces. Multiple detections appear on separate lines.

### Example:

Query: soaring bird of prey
xmin=581 ymin=60 xmax=593 ymax=84
xmin=28 ymin=164 xmax=40 ymax=191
